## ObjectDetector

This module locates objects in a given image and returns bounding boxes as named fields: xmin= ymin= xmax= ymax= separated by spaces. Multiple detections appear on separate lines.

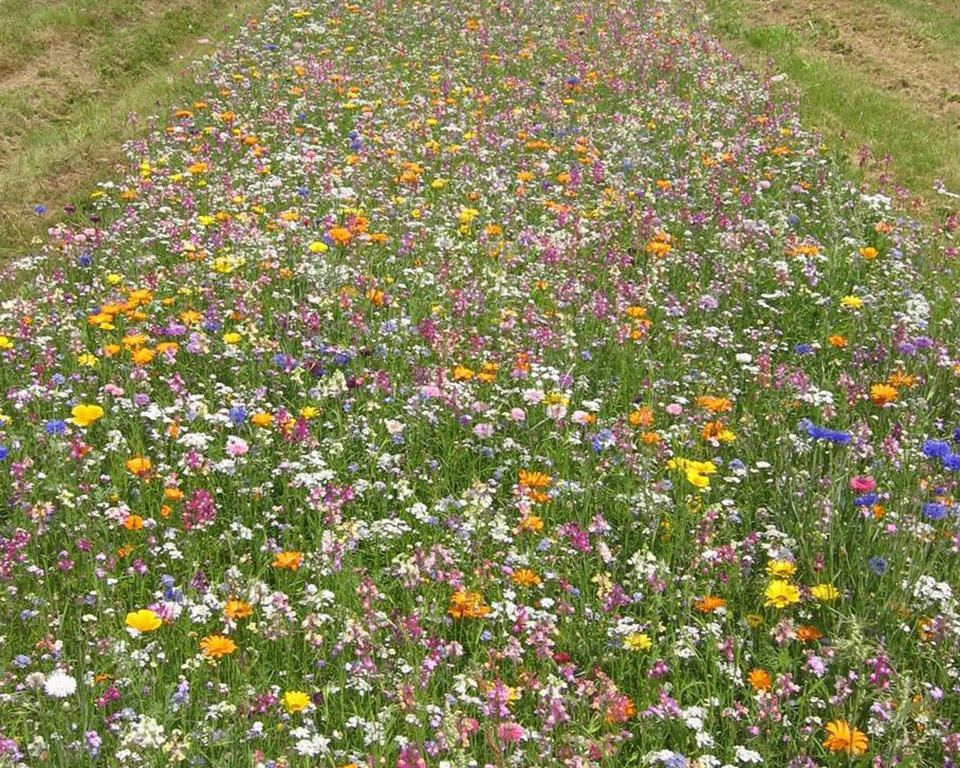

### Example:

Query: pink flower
xmin=509 ymin=408 xmax=526 ymax=422
xmin=473 ymin=422 xmax=493 ymax=438
xmin=849 ymin=475 xmax=875 ymax=493
xmin=497 ymin=721 xmax=525 ymax=743
xmin=665 ymin=403 xmax=683 ymax=416
xmin=225 ymin=436 xmax=249 ymax=457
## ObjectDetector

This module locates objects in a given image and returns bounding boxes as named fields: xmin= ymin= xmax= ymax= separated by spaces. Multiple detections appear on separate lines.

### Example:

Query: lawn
xmin=0 ymin=0 xmax=957 ymax=766
xmin=0 ymin=0 xmax=270 ymax=258
xmin=703 ymin=0 xmax=960 ymax=214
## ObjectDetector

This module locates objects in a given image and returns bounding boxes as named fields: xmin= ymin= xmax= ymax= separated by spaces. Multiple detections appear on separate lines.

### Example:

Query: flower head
xmin=823 ymin=720 xmax=868 ymax=755
xmin=200 ymin=634 xmax=237 ymax=659
xmin=70 ymin=404 xmax=104 ymax=427
xmin=764 ymin=580 xmax=801 ymax=609
xmin=125 ymin=609 xmax=162 ymax=633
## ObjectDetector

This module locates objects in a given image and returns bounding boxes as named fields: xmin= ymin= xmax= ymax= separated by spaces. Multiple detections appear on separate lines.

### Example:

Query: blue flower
xmin=592 ymin=429 xmax=614 ymax=452
xmin=954 ymin=427 xmax=960 ymax=444
xmin=922 ymin=502 xmax=947 ymax=521
xmin=868 ymin=556 xmax=888 ymax=576
xmin=33 ymin=204 xmax=47 ymax=216
xmin=793 ymin=344 xmax=813 ymax=355
xmin=228 ymin=406 xmax=247 ymax=427
xmin=44 ymin=420 xmax=67 ymax=436
xmin=806 ymin=424 xmax=851 ymax=444
xmin=853 ymin=494 xmax=878 ymax=507
xmin=941 ymin=453 xmax=960 ymax=471
xmin=0 ymin=446 xmax=8 ymax=461
xmin=922 ymin=440 xmax=951 ymax=459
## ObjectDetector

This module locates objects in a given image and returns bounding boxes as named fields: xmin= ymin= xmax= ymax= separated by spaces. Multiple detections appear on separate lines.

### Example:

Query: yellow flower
xmin=764 ymin=579 xmax=801 ymax=609
xmin=859 ymin=246 xmax=878 ymax=261
xmin=811 ymin=584 xmax=841 ymax=601
xmin=308 ymin=241 xmax=328 ymax=253
xmin=125 ymin=609 xmax=162 ymax=633
xmin=0 ymin=336 xmax=12 ymax=350
xmin=299 ymin=406 xmax=319 ymax=419
xmin=77 ymin=353 xmax=99 ymax=367
xmin=840 ymin=295 xmax=863 ymax=309
xmin=823 ymin=720 xmax=869 ymax=755
xmin=200 ymin=634 xmax=237 ymax=659
xmin=766 ymin=560 xmax=796 ymax=578
xmin=71 ymin=404 xmax=104 ymax=427
xmin=283 ymin=690 xmax=311 ymax=713
xmin=223 ymin=332 xmax=242 ymax=344
xmin=623 ymin=633 xmax=652 ymax=651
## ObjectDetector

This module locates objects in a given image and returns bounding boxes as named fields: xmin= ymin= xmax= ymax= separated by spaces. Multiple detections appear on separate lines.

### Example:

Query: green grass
xmin=0 ymin=0 xmax=271 ymax=258
xmin=703 ymin=0 xmax=960 ymax=211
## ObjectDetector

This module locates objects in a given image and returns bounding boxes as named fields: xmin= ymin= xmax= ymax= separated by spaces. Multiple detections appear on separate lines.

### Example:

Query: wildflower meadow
xmin=0 ymin=0 xmax=958 ymax=766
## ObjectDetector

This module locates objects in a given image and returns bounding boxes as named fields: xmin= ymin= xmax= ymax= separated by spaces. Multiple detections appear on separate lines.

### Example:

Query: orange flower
xmin=747 ymin=668 xmax=771 ymax=692
xmin=869 ymin=383 xmax=898 ymax=407
xmin=328 ymin=227 xmax=353 ymax=246
xmin=694 ymin=595 xmax=726 ymax=613
xmin=131 ymin=348 xmax=155 ymax=366
xmin=695 ymin=395 xmax=732 ymax=414
xmin=126 ymin=457 xmax=152 ymax=476
xmin=224 ymin=600 xmax=253 ymax=620
xmin=452 ymin=365 xmax=474 ymax=381
xmin=887 ymin=370 xmax=916 ymax=389
xmin=200 ymin=634 xmax=237 ymax=659
xmin=859 ymin=246 xmax=878 ymax=261
xmin=272 ymin=551 xmax=303 ymax=571
xmin=518 ymin=470 xmax=551 ymax=488
xmin=164 ymin=488 xmax=183 ymax=502
xmin=519 ymin=515 xmax=544 ymax=532
xmin=448 ymin=591 xmax=491 ymax=619
xmin=123 ymin=514 xmax=144 ymax=531
xmin=511 ymin=569 xmax=541 ymax=587
xmin=628 ymin=406 xmax=654 ymax=427
xmin=823 ymin=720 xmax=869 ymax=755
xmin=828 ymin=334 xmax=847 ymax=348
xmin=795 ymin=625 xmax=823 ymax=643
xmin=250 ymin=412 xmax=274 ymax=427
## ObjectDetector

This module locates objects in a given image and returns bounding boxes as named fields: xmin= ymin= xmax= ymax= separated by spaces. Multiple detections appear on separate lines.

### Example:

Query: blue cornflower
xmin=806 ymin=424 xmax=851 ymax=444
xmin=793 ymin=343 xmax=813 ymax=355
xmin=922 ymin=502 xmax=947 ymax=521
xmin=853 ymin=494 xmax=878 ymax=507
xmin=954 ymin=427 xmax=960 ymax=444
xmin=44 ymin=420 xmax=67 ymax=436
xmin=941 ymin=453 xmax=960 ymax=471
xmin=228 ymin=406 xmax=247 ymax=427
xmin=0 ymin=446 xmax=8 ymax=461
xmin=868 ymin=556 xmax=888 ymax=576
xmin=922 ymin=440 xmax=951 ymax=459
xmin=34 ymin=204 xmax=47 ymax=215
xmin=12 ymin=654 xmax=31 ymax=668
xmin=79 ymin=254 xmax=92 ymax=267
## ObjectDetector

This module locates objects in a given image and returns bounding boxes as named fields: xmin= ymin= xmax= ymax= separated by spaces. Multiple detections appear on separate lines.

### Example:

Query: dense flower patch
xmin=0 ymin=0 xmax=958 ymax=766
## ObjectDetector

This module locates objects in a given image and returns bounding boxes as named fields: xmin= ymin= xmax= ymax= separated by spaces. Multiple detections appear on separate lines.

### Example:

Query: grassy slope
xmin=0 ymin=0 xmax=271 ymax=258
xmin=703 ymin=0 xmax=960 ymax=216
